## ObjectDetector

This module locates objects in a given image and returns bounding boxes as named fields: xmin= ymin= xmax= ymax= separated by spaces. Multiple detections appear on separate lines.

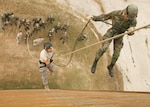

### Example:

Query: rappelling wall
xmin=0 ymin=0 xmax=123 ymax=90
xmin=57 ymin=0 xmax=150 ymax=92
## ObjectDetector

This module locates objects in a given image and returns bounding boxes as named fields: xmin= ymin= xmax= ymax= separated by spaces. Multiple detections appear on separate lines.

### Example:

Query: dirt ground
xmin=0 ymin=89 xmax=150 ymax=107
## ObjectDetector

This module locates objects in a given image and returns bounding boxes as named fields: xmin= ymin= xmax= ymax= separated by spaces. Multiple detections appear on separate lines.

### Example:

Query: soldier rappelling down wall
xmin=91 ymin=4 xmax=138 ymax=77
xmin=39 ymin=43 xmax=54 ymax=90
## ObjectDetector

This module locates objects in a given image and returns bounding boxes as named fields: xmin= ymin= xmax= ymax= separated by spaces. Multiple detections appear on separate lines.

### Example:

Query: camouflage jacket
xmin=93 ymin=10 xmax=137 ymax=33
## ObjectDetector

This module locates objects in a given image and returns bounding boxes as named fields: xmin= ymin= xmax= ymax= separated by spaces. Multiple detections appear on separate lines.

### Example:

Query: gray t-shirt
xmin=40 ymin=49 xmax=53 ymax=62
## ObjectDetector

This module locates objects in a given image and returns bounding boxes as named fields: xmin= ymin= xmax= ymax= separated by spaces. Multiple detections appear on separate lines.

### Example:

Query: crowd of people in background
xmin=1 ymin=12 xmax=79 ymax=46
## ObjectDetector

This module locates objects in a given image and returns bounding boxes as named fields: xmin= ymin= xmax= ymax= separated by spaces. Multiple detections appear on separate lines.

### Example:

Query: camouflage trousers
xmin=95 ymin=28 xmax=124 ymax=68
xmin=1 ymin=20 xmax=6 ymax=30
xmin=39 ymin=63 xmax=54 ymax=85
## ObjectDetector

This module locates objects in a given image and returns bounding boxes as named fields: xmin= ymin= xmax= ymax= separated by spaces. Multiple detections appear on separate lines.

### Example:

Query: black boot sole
xmin=107 ymin=66 xmax=114 ymax=77
xmin=91 ymin=60 xmax=98 ymax=73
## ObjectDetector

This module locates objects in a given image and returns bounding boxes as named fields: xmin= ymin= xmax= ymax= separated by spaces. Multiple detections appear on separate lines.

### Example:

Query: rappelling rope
xmin=52 ymin=19 xmax=91 ymax=67
xmin=26 ymin=22 xmax=150 ymax=67
xmin=26 ymin=36 xmax=39 ymax=61
xmin=26 ymin=19 xmax=91 ymax=67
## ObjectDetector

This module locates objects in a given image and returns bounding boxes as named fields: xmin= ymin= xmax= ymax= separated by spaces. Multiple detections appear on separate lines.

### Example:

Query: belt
xmin=39 ymin=66 xmax=46 ymax=68
xmin=39 ymin=60 xmax=46 ymax=68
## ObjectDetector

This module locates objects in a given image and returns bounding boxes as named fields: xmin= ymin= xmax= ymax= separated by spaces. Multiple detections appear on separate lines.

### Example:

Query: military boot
xmin=44 ymin=84 xmax=50 ymax=90
xmin=107 ymin=65 xmax=114 ymax=77
xmin=91 ymin=59 xmax=98 ymax=73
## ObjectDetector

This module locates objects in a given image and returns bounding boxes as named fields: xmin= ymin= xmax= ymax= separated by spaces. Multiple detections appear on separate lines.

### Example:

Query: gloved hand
xmin=127 ymin=27 xmax=135 ymax=36
xmin=91 ymin=15 xmax=97 ymax=21
xmin=50 ymin=59 xmax=53 ymax=63
xmin=91 ymin=15 xmax=104 ymax=21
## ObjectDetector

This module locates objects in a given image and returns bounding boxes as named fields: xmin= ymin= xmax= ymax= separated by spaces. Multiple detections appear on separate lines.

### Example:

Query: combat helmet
xmin=126 ymin=4 xmax=138 ymax=19
xmin=44 ymin=42 xmax=53 ymax=50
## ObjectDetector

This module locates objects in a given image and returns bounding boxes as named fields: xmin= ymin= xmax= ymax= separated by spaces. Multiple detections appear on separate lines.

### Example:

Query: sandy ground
xmin=0 ymin=89 xmax=150 ymax=107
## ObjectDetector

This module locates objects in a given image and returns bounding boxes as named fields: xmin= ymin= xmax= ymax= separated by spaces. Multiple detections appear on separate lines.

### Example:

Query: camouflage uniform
xmin=39 ymin=43 xmax=54 ymax=89
xmin=39 ymin=20 xmax=47 ymax=29
xmin=1 ymin=12 xmax=13 ymax=30
xmin=24 ymin=31 xmax=31 ymax=44
xmin=61 ymin=22 xmax=70 ymax=31
xmin=48 ymin=28 xmax=55 ymax=41
xmin=91 ymin=7 xmax=137 ymax=77
xmin=46 ymin=14 xmax=55 ymax=24
xmin=77 ymin=32 xmax=88 ymax=41
xmin=24 ymin=19 xmax=31 ymax=31
xmin=18 ymin=18 xmax=31 ymax=31
xmin=60 ymin=31 xmax=68 ymax=44
xmin=54 ymin=22 xmax=61 ymax=33
xmin=18 ymin=18 xmax=26 ymax=29
xmin=32 ymin=17 xmax=41 ymax=27
xmin=32 ymin=18 xmax=42 ymax=34
xmin=8 ymin=15 xmax=19 ymax=26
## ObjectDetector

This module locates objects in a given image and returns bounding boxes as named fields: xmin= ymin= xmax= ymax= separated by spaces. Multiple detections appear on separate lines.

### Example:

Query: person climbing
xmin=39 ymin=43 xmax=54 ymax=90
xmin=91 ymin=4 xmax=138 ymax=77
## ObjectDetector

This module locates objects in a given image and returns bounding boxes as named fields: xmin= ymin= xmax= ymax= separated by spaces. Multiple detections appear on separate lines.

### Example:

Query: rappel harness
xmin=39 ymin=60 xmax=46 ymax=68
